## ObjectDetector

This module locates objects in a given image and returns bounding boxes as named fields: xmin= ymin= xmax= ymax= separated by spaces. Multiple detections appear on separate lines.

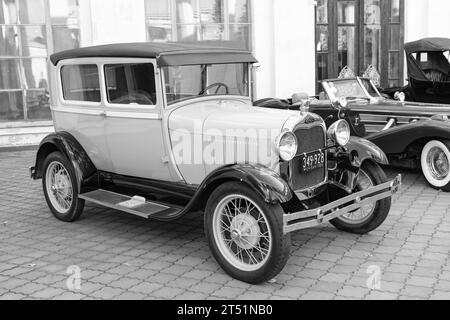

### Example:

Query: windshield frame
xmin=161 ymin=63 xmax=252 ymax=106
xmin=322 ymin=77 xmax=382 ymax=102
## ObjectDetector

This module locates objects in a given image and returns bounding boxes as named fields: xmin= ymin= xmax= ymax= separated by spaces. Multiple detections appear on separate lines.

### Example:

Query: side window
xmin=61 ymin=65 xmax=101 ymax=102
xmin=105 ymin=63 xmax=157 ymax=105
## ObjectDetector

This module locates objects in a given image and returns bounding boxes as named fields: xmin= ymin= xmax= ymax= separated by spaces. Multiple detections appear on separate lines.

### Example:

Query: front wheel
xmin=421 ymin=140 xmax=450 ymax=192
xmin=204 ymin=182 xmax=291 ymax=284
xmin=331 ymin=161 xmax=391 ymax=234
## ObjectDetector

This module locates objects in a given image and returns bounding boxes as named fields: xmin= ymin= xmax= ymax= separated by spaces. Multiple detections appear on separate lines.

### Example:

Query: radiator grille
xmin=290 ymin=125 xmax=327 ymax=191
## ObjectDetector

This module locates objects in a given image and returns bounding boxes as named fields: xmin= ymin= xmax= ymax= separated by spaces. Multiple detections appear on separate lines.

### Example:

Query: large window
xmin=0 ymin=0 xmax=80 ymax=123
xmin=145 ymin=0 xmax=252 ymax=51
xmin=315 ymin=0 xmax=404 ymax=91
xmin=164 ymin=63 xmax=249 ymax=104
xmin=61 ymin=64 xmax=100 ymax=103
xmin=105 ymin=63 xmax=157 ymax=106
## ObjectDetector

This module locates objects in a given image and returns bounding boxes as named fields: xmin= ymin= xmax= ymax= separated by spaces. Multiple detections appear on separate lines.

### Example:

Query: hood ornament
xmin=292 ymin=93 xmax=310 ymax=115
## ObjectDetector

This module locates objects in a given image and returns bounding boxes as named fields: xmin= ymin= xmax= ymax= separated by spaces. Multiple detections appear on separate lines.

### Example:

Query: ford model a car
xmin=30 ymin=43 xmax=400 ymax=284
xmin=255 ymin=77 xmax=450 ymax=192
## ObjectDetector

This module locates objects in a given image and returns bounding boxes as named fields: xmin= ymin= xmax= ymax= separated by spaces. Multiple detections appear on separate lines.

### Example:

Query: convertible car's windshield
xmin=163 ymin=63 xmax=249 ymax=105
xmin=324 ymin=78 xmax=381 ymax=100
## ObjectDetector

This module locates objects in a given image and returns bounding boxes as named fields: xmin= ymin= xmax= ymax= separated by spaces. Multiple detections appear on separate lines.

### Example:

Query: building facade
xmin=1 ymin=0 xmax=449 ymax=147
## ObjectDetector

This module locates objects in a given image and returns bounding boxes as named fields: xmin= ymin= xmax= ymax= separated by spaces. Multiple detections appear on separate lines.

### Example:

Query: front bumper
xmin=283 ymin=175 xmax=402 ymax=234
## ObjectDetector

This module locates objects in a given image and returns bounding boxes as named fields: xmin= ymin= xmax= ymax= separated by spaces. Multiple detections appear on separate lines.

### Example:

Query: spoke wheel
xmin=205 ymin=182 xmax=290 ymax=284
xmin=213 ymin=195 xmax=272 ymax=272
xmin=42 ymin=152 xmax=85 ymax=222
xmin=331 ymin=161 xmax=391 ymax=235
xmin=339 ymin=169 xmax=375 ymax=224
xmin=45 ymin=161 xmax=73 ymax=214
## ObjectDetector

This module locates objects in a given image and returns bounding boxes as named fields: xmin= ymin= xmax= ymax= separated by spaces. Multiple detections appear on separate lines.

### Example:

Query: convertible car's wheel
xmin=421 ymin=140 xmax=450 ymax=192
xmin=331 ymin=161 xmax=391 ymax=235
xmin=205 ymin=182 xmax=291 ymax=284
xmin=42 ymin=152 xmax=85 ymax=222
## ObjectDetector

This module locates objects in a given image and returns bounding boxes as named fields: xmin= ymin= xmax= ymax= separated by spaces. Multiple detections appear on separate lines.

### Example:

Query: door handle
xmin=99 ymin=111 xmax=107 ymax=117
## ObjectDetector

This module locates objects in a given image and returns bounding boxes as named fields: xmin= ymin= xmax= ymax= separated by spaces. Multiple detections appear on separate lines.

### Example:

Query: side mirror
xmin=394 ymin=91 xmax=406 ymax=102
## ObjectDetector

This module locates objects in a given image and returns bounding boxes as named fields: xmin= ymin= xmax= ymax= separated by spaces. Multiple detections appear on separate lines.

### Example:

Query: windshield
xmin=163 ymin=63 xmax=249 ymax=105
xmin=324 ymin=78 xmax=381 ymax=100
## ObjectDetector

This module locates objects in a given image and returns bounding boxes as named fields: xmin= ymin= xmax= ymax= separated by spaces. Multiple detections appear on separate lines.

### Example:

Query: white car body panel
xmin=168 ymin=97 xmax=300 ymax=185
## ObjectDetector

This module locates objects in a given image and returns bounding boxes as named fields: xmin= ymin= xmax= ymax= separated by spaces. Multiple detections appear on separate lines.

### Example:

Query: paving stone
xmin=129 ymin=282 xmax=163 ymax=295
xmin=337 ymin=285 xmax=370 ymax=298
xmin=90 ymin=287 xmax=124 ymax=300
xmin=212 ymin=286 xmax=246 ymax=299
xmin=300 ymin=291 xmax=335 ymax=300
xmin=152 ymin=287 xmax=185 ymax=299
xmin=400 ymin=285 xmax=433 ymax=299
xmin=0 ymin=292 xmax=26 ymax=300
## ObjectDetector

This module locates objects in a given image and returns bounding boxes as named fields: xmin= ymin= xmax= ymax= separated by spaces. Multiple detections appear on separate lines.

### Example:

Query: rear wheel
xmin=204 ymin=182 xmax=291 ymax=284
xmin=42 ymin=152 xmax=85 ymax=222
xmin=421 ymin=140 xmax=450 ymax=192
xmin=331 ymin=161 xmax=391 ymax=234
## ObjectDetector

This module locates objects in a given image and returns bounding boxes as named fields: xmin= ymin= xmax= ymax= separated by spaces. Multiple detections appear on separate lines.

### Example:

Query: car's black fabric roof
xmin=50 ymin=42 xmax=257 ymax=66
xmin=405 ymin=37 xmax=450 ymax=54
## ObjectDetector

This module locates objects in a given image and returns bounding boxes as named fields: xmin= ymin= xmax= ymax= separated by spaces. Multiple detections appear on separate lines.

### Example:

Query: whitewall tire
xmin=421 ymin=140 xmax=450 ymax=191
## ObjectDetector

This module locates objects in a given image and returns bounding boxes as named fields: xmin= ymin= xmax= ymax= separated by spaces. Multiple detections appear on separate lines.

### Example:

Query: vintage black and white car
xmin=255 ymin=77 xmax=450 ymax=192
xmin=31 ymin=43 xmax=401 ymax=284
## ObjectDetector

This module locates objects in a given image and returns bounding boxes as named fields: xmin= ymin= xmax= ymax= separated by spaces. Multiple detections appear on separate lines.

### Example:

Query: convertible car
xmin=383 ymin=37 xmax=450 ymax=104
xmin=255 ymin=77 xmax=450 ymax=191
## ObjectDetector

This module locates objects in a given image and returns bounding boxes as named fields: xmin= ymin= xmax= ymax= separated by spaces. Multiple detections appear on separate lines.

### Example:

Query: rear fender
xmin=32 ymin=132 xmax=98 ymax=193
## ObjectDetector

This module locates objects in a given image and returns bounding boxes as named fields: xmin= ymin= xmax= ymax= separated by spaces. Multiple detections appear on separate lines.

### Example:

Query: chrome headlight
xmin=328 ymin=120 xmax=350 ymax=147
xmin=277 ymin=131 xmax=298 ymax=161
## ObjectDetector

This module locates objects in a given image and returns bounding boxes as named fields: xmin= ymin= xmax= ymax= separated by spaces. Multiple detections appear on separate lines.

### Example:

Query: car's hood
xmin=168 ymin=99 xmax=301 ymax=135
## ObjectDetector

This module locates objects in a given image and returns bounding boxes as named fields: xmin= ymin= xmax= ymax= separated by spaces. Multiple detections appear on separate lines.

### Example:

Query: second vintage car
xmin=255 ymin=77 xmax=450 ymax=191
xmin=31 ymin=43 xmax=400 ymax=284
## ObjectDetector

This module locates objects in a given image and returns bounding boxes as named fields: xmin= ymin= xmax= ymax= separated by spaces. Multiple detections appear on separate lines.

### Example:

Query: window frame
xmin=144 ymin=0 xmax=253 ymax=51
xmin=103 ymin=60 xmax=159 ymax=110
xmin=0 ymin=0 xmax=81 ymax=123
xmin=161 ymin=62 xmax=252 ymax=106
xmin=57 ymin=61 xmax=102 ymax=107
xmin=314 ymin=0 xmax=405 ymax=92
xmin=100 ymin=58 xmax=160 ymax=111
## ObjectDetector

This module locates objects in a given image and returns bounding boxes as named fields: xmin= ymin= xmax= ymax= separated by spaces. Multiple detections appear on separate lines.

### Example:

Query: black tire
xmin=330 ymin=161 xmax=391 ymax=235
xmin=204 ymin=182 xmax=291 ymax=284
xmin=42 ymin=151 xmax=85 ymax=222
xmin=421 ymin=140 xmax=450 ymax=192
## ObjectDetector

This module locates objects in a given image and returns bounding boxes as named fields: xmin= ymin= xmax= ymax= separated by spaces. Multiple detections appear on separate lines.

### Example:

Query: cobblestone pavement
xmin=0 ymin=150 xmax=449 ymax=300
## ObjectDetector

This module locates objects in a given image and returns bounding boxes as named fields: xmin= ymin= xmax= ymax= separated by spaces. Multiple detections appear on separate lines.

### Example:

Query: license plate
xmin=300 ymin=150 xmax=325 ymax=173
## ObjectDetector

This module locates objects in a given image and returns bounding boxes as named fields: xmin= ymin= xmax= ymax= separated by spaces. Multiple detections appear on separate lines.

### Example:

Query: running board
xmin=79 ymin=189 xmax=180 ymax=219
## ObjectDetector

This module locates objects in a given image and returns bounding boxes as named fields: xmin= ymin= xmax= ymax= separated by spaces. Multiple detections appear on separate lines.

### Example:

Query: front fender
xmin=345 ymin=136 xmax=389 ymax=166
xmin=32 ymin=132 xmax=98 ymax=193
xmin=368 ymin=119 xmax=450 ymax=155
xmin=188 ymin=164 xmax=293 ymax=212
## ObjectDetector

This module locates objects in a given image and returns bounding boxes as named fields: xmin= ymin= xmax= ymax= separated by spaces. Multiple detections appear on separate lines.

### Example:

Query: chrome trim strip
xmin=283 ymin=175 xmax=402 ymax=234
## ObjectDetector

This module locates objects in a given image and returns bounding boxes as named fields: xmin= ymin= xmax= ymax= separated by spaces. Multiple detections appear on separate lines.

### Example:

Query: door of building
xmin=315 ymin=0 xmax=404 ymax=92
